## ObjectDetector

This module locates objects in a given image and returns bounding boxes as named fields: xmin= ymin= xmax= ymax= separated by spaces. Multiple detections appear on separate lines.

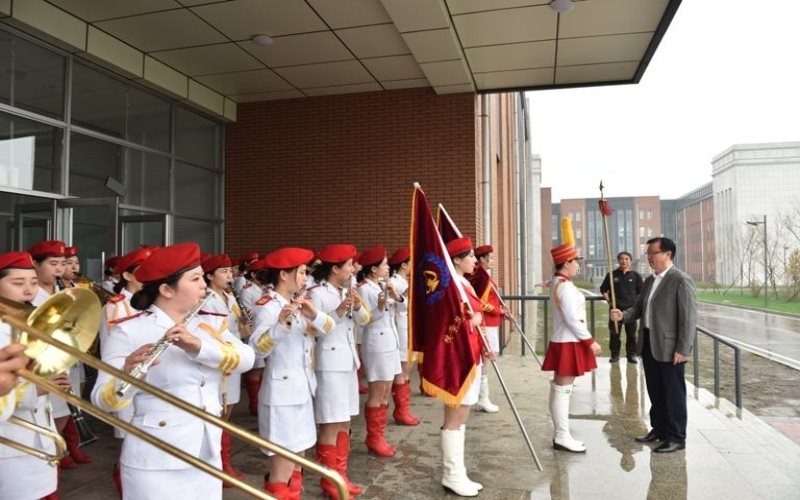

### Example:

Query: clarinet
xmin=227 ymin=284 xmax=252 ymax=326
xmin=55 ymin=276 xmax=65 ymax=291
xmin=116 ymin=291 xmax=214 ymax=398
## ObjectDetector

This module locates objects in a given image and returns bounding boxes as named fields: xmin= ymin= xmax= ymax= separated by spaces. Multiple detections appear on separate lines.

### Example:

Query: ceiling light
xmin=251 ymin=34 xmax=274 ymax=47
xmin=550 ymin=0 xmax=574 ymax=13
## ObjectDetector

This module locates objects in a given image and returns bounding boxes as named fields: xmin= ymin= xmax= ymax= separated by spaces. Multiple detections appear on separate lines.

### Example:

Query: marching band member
xmin=470 ymin=245 xmax=504 ymax=413
xmin=542 ymin=243 xmax=601 ymax=453
xmin=309 ymin=244 xmax=369 ymax=498
xmin=62 ymin=246 xmax=80 ymax=288
xmin=352 ymin=256 xmax=368 ymax=395
xmin=387 ymin=247 xmax=420 ymax=426
xmin=237 ymin=253 xmax=265 ymax=416
xmin=233 ymin=251 xmax=258 ymax=294
xmin=356 ymin=247 xmax=402 ymax=457
xmin=0 ymin=344 xmax=26 ymax=401
xmin=0 ymin=251 xmax=67 ymax=500
xmin=441 ymin=237 xmax=488 ymax=497
xmin=90 ymin=243 xmax=254 ymax=500
xmin=248 ymin=248 xmax=335 ymax=498
xmin=102 ymin=256 xmax=121 ymax=293
xmin=28 ymin=240 xmax=87 ymax=471
xmin=202 ymin=253 xmax=250 ymax=483
xmin=99 ymin=246 xmax=154 ymax=496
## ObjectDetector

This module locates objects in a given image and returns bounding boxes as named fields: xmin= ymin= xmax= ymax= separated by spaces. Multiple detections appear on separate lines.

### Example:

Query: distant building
xmin=662 ymin=183 xmax=715 ymax=284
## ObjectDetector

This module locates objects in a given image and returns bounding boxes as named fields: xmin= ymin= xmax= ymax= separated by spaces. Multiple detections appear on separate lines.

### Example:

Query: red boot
xmin=64 ymin=416 xmax=92 ymax=464
xmin=264 ymin=480 xmax=293 ymax=499
xmin=221 ymin=430 xmax=245 ymax=487
xmin=245 ymin=377 xmax=260 ymax=416
xmin=289 ymin=469 xmax=303 ymax=500
xmin=364 ymin=405 xmax=395 ymax=457
xmin=59 ymin=454 xmax=78 ymax=470
xmin=392 ymin=381 xmax=421 ymax=426
xmin=336 ymin=432 xmax=363 ymax=496
xmin=316 ymin=444 xmax=341 ymax=499
xmin=112 ymin=462 xmax=123 ymax=498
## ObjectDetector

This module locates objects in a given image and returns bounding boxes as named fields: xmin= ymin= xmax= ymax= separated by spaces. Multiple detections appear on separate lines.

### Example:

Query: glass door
xmin=57 ymin=197 xmax=119 ymax=282
xmin=13 ymin=200 xmax=57 ymax=250
xmin=120 ymin=212 xmax=168 ymax=254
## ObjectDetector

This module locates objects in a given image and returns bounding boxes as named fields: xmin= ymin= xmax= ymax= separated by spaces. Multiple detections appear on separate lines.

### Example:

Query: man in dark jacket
xmin=601 ymin=251 xmax=643 ymax=363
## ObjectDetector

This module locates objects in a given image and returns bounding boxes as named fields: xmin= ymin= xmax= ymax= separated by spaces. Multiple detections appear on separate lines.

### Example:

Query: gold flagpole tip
xmin=413 ymin=182 xmax=421 ymax=189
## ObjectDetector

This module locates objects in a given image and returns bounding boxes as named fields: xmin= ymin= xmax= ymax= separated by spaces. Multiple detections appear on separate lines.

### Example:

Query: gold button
xmin=158 ymin=421 xmax=166 ymax=427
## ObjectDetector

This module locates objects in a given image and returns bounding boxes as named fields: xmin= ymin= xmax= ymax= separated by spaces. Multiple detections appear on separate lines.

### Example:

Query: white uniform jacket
xmin=249 ymin=294 xmax=335 ymax=406
xmin=0 ymin=324 xmax=56 ymax=458
xmin=91 ymin=306 xmax=254 ymax=470
xmin=308 ymin=282 xmax=370 ymax=372
xmin=391 ymin=275 xmax=409 ymax=329
xmin=99 ymin=289 xmax=136 ymax=349
xmin=239 ymin=281 xmax=263 ymax=313
xmin=205 ymin=289 xmax=243 ymax=340
xmin=550 ymin=276 xmax=593 ymax=344
xmin=357 ymin=279 xmax=399 ymax=353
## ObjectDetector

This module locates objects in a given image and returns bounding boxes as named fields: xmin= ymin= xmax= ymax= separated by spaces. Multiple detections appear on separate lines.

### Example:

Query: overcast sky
xmin=529 ymin=0 xmax=800 ymax=202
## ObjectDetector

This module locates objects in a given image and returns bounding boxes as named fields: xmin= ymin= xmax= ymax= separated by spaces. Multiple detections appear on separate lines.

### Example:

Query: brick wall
xmin=225 ymin=88 xmax=478 ymax=260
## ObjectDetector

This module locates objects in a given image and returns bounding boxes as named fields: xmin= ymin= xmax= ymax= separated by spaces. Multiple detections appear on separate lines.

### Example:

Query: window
xmin=174 ymin=217 xmax=220 ymax=252
xmin=174 ymin=161 xmax=221 ymax=218
xmin=0 ymin=111 xmax=63 ymax=193
xmin=124 ymin=149 xmax=170 ymax=211
xmin=175 ymin=107 xmax=221 ymax=169
xmin=0 ymin=32 xmax=66 ymax=119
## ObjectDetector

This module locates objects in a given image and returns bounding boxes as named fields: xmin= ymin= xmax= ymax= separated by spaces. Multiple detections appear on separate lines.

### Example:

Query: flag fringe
xmin=421 ymin=363 xmax=479 ymax=408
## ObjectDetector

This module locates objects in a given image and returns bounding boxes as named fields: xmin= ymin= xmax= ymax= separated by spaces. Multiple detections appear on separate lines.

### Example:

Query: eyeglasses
xmin=645 ymin=251 xmax=666 ymax=256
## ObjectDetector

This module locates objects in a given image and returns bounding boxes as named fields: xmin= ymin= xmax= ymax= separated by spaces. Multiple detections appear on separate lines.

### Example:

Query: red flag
xmin=409 ymin=185 xmax=480 ymax=406
xmin=598 ymin=199 xmax=613 ymax=217
xmin=436 ymin=204 xmax=463 ymax=243
xmin=469 ymin=265 xmax=504 ymax=315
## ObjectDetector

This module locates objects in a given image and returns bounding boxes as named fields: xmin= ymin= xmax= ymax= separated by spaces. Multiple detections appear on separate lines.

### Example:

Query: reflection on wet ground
xmin=61 ymin=356 xmax=800 ymax=500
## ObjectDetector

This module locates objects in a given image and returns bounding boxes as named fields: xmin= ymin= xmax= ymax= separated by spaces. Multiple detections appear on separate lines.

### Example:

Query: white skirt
xmin=122 ymin=462 xmax=222 ymax=500
xmin=259 ymin=399 xmax=316 ymax=455
xmin=224 ymin=372 xmax=242 ymax=405
xmin=314 ymin=370 xmax=359 ymax=423
xmin=0 ymin=455 xmax=57 ymax=499
xmin=462 ymin=363 xmax=482 ymax=407
xmin=485 ymin=326 xmax=500 ymax=353
xmin=363 ymin=349 xmax=401 ymax=382
xmin=396 ymin=326 xmax=409 ymax=362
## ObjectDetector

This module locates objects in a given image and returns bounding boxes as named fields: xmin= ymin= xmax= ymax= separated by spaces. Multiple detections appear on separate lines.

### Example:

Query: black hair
xmin=130 ymin=267 xmax=189 ymax=311
xmin=617 ymin=251 xmax=633 ymax=260
xmin=254 ymin=267 xmax=299 ymax=288
xmin=389 ymin=258 xmax=410 ymax=276
xmin=356 ymin=258 xmax=383 ymax=282
xmin=0 ymin=269 xmax=11 ymax=280
xmin=646 ymin=237 xmax=677 ymax=260
xmin=312 ymin=260 xmax=348 ymax=284
xmin=451 ymin=250 xmax=471 ymax=262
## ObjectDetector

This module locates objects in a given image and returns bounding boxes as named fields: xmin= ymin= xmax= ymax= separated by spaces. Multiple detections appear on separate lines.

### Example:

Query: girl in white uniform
xmin=309 ymin=244 xmax=370 ymax=498
xmin=356 ymin=246 xmax=403 ymax=458
xmin=0 ymin=251 xmax=69 ymax=500
xmin=387 ymin=247 xmax=420 ymax=426
xmin=91 ymin=243 xmax=254 ymax=500
xmin=248 ymin=248 xmax=335 ymax=499
xmin=201 ymin=253 xmax=250 ymax=483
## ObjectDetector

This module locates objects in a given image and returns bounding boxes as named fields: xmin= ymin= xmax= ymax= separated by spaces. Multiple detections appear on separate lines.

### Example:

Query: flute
xmin=286 ymin=285 xmax=307 ymax=327
xmin=346 ymin=282 xmax=353 ymax=319
xmin=379 ymin=278 xmax=389 ymax=311
xmin=116 ymin=291 xmax=214 ymax=397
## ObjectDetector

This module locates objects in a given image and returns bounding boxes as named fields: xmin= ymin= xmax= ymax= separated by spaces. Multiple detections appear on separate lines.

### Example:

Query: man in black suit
xmin=610 ymin=237 xmax=697 ymax=453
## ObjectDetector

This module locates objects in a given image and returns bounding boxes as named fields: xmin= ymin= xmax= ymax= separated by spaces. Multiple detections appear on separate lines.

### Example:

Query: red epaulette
xmin=255 ymin=295 xmax=272 ymax=306
xmin=307 ymin=284 xmax=321 ymax=291
xmin=108 ymin=311 xmax=147 ymax=325
xmin=356 ymin=281 xmax=368 ymax=288
xmin=243 ymin=283 xmax=253 ymax=289
xmin=108 ymin=293 xmax=125 ymax=304
xmin=198 ymin=309 xmax=228 ymax=317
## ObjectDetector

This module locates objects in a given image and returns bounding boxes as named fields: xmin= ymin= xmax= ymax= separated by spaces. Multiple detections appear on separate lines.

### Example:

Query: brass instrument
xmin=0 ymin=289 xmax=348 ymax=499
xmin=74 ymin=275 xmax=115 ymax=304
xmin=116 ymin=291 xmax=214 ymax=398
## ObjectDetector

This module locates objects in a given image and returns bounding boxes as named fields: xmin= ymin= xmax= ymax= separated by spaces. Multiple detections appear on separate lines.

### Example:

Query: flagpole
xmin=599 ymin=181 xmax=618 ymax=334
xmin=490 ymin=282 xmax=542 ymax=366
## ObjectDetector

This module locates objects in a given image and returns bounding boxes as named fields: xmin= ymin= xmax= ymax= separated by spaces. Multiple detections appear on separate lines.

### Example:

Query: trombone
xmin=0 ymin=288 xmax=348 ymax=500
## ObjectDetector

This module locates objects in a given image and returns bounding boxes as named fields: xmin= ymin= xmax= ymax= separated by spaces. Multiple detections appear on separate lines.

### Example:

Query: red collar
xmin=554 ymin=272 xmax=571 ymax=282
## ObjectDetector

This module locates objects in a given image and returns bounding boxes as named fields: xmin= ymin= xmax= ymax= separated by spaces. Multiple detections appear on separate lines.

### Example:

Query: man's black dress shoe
xmin=609 ymin=355 xmax=620 ymax=363
xmin=627 ymin=355 xmax=638 ymax=364
xmin=654 ymin=441 xmax=685 ymax=453
xmin=634 ymin=430 xmax=661 ymax=443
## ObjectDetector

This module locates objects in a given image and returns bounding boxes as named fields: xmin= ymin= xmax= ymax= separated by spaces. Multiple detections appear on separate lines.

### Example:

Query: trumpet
xmin=0 ymin=288 xmax=348 ymax=499
xmin=74 ymin=275 xmax=115 ymax=304
xmin=286 ymin=285 xmax=307 ymax=327
xmin=116 ymin=291 xmax=214 ymax=398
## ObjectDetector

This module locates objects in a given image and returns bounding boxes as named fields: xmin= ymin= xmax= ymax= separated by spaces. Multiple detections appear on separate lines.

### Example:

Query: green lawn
xmin=696 ymin=290 xmax=800 ymax=315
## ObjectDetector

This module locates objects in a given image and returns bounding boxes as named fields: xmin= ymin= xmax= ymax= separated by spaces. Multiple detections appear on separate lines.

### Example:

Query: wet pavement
xmin=698 ymin=303 xmax=800 ymax=368
xmin=58 ymin=353 xmax=800 ymax=499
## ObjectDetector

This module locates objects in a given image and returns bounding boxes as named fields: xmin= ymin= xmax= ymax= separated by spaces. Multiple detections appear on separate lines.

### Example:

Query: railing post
xmin=520 ymin=297 xmax=526 ymax=355
xmin=734 ymin=347 xmax=742 ymax=409
xmin=543 ymin=298 xmax=549 ymax=351
xmin=713 ymin=340 xmax=720 ymax=398
xmin=693 ymin=333 xmax=699 ymax=390
xmin=589 ymin=299 xmax=596 ymax=338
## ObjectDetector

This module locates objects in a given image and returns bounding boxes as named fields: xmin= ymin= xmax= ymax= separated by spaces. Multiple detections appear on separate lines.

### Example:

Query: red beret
xmin=134 ymin=242 xmax=201 ymax=283
xmin=316 ymin=244 xmax=357 ymax=264
xmin=238 ymin=251 xmax=259 ymax=265
xmin=64 ymin=246 xmax=79 ymax=258
xmin=358 ymin=246 xmax=386 ymax=266
xmin=202 ymin=254 xmax=232 ymax=273
xmin=0 ymin=252 xmax=35 ymax=271
xmin=388 ymin=247 xmax=410 ymax=266
xmin=446 ymin=237 xmax=473 ymax=258
xmin=551 ymin=244 xmax=580 ymax=265
xmin=114 ymin=247 xmax=155 ymax=275
xmin=474 ymin=245 xmax=493 ymax=257
xmin=262 ymin=247 xmax=315 ymax=270
xmin=27 ymin=240 xmax=66 ymax=259
xmin=105 ymin=256 xmax=121 ymax=270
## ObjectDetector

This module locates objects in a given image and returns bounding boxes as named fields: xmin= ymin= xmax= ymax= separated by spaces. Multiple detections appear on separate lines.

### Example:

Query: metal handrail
xmin=500 ymin=294 xmax=744 ymax=409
